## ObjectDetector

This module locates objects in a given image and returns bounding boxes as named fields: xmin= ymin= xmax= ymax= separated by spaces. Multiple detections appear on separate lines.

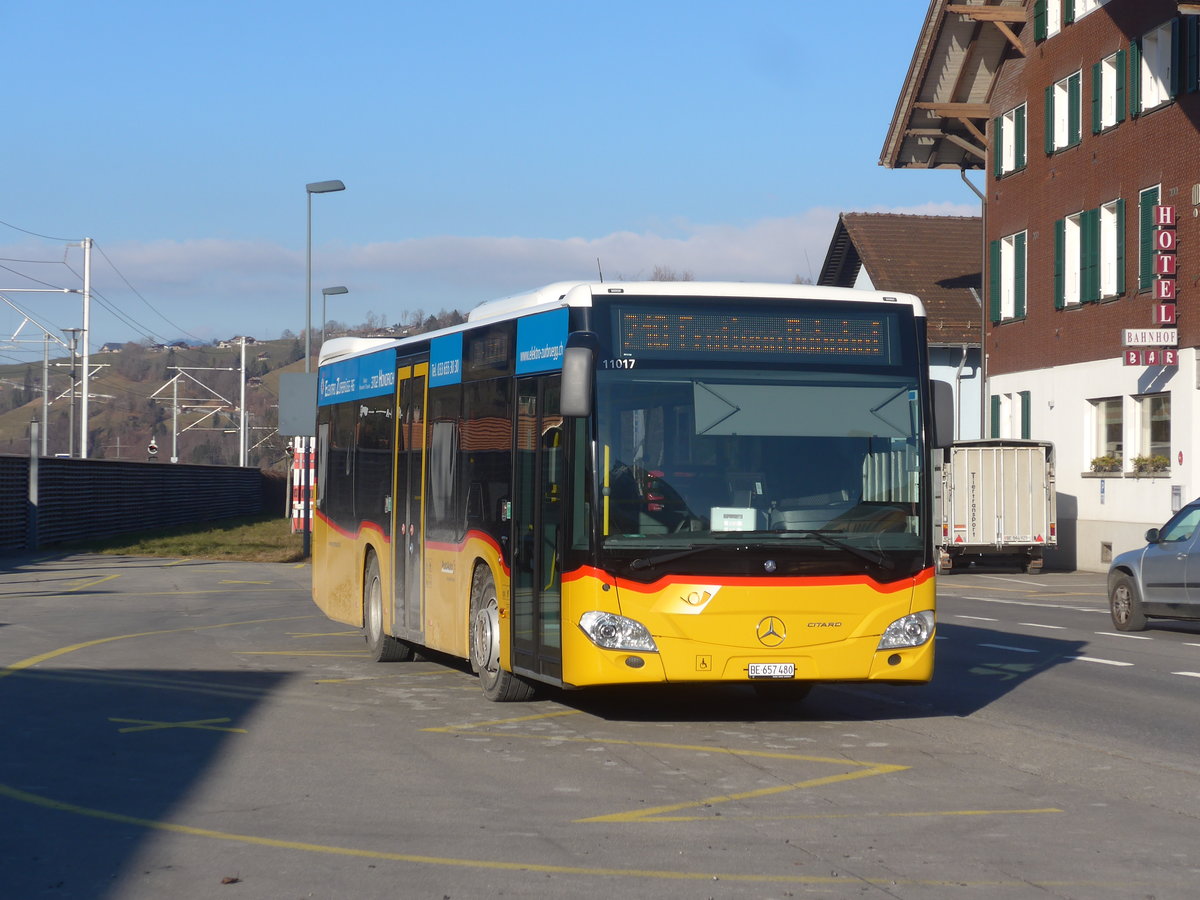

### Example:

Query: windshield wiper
xmin=629 ymin=530 xmax=894 ymax=572
xmin=629 ymin=545 xmax=707 ymax=570
xmin=713 ymin=529 xmax=894 ymax=570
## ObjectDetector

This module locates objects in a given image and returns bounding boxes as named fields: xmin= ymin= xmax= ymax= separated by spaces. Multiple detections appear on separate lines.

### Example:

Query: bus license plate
xmin=748 ymin=663 xmax=795 ymax=679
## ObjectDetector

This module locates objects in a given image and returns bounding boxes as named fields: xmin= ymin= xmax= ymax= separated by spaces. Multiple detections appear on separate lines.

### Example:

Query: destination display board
xmin=613 ymin=304 xmax=903 ymax=364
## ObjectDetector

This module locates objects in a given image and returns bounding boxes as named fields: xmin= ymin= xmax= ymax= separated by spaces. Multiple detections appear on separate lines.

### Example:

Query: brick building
xmin=883 ymin=0 xmax=1200 ymax=570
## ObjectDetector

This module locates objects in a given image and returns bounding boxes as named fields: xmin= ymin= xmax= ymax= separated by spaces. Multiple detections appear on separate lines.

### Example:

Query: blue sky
xmin=1 ymin=0 xmax=978 ymax=361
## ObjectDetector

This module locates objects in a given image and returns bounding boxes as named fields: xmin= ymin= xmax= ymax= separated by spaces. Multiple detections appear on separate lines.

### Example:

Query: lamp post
xmin=303 ymin=180 xmax=344 ymax=561
xmin=321 ymin=285 xmax=348 ymax=349
xmin=305 ymin=180 xmax=345 ymax=373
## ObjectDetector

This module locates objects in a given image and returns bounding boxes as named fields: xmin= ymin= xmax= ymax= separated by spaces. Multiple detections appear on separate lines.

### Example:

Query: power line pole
xmin=80 ymin=238 xmax=92 ymax=458
xmin=62 ymin=328 xmax=81 ymax=458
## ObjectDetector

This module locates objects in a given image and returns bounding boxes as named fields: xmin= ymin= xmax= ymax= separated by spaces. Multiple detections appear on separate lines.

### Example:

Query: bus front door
xmin=511 ymin=376 xmax=563 ymax=681
xmin=393 ymin=360 xmax=427 ymax=643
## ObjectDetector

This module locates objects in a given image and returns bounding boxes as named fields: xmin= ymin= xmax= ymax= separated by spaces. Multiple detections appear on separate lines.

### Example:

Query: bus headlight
xmin=878 ymin=610 xmax=935 ymax=650
xmin=579 ymin=611 xmax=658 ymax=652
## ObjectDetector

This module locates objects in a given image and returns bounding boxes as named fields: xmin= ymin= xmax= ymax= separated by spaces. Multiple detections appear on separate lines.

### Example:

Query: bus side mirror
xmin=561 ymin=345 xmax=594 ymax=417
xmin=931 ymin=379 xmax=954 ymax=449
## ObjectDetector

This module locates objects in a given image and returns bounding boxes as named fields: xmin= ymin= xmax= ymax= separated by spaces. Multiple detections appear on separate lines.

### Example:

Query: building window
xmin=989 ymin=392 xmax=1032 ymax=440
xmin=1034 ymin=0 xmax=1062 ymax=40
xmin=1055 ymin=202 xmax=1123 ymax=307
xmin=1060 ymin=212 xmax=1083 ymax=307
xmin=1093 ymin=397 xmax=1123 ymax=462
xmin=994 ymin=104 xmax=1027 ymax=177
xmin=1045 ymin=71 xmax=1081 ymax=153
xmin=989 ymin=232 xmax=1026 ymax=322
xmin=1137 ymin=393 xmax=1170 ymax=462
xmin=1139 ymin=185 xmax=1161 ymax=291
xmin=1092 ymin=51 xmax=1126 ymax=132
xmin=1073 ymin=0 xmax=1111 ymax=20
xmin=1099 ymin=199 xmax=1125 ymax=298
xmin=1133 ymin=22 xmax=1176 ymax=115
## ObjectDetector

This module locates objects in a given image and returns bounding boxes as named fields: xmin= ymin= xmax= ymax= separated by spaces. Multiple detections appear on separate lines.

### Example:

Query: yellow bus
xmin=312 ymin=282 xmax=953 ymax=701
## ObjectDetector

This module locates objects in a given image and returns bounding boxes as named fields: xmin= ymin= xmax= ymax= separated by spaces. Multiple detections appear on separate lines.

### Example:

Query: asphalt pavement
xmin=2 ymin=554 xmax=1196 ymax=899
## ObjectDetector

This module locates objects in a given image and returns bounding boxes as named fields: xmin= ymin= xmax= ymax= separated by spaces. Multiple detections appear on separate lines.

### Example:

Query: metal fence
xmin=0 ymin=454 xmax=265 ymax=553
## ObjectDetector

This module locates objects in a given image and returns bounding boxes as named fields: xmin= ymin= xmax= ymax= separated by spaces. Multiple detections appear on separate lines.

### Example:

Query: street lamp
xmin=321 ymin=285 xmax=349 ymax=348
xmin=305 ymin=180 xmax=345 ymax=373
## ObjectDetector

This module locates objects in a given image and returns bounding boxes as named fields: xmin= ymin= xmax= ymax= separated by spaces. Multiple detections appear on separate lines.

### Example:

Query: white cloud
xmin=0 ymin=205 xmax=981 ymax=347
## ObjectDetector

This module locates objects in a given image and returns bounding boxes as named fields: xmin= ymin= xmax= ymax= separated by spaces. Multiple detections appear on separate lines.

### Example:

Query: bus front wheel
xmin=470 ymin=565 xmax=536 ymax=702
xmin=363 ymin=553 xmax=413 ymax=662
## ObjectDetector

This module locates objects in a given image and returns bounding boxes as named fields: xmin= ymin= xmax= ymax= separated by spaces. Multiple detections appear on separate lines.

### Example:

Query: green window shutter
xmin=989 ymin=240 xmax=1002 ymax=323
xmin=1116 ymin=198 xmax=1126 ymax=295
xmin=1014 ymin=233 xmax=1027 ymax=318
xmin=1064 ymin=0 xmax=1075 ymax=25
xmin=1054 ymin=219 xmax=1066 ymax=308
xmin=990 ymin=395 xmax=1001 ymax=439
xmin=994 ymin=116 xmax=1004 ymax=177
xmin=1019 ymin=391 xmax=1032 ymax=440
xmin=1083 ymin=209 xmax=1100 ymax=302
xmin=1044 ymin=84 xmax=1055 ymax=153
xmin=1130 ymin=39 xmax=1142 ymax=117
xmin=1189 ymin=17 xmax=1200 ymax=93
xmin=1068 ymin=72 xmax=1081 ymax=146
xmin=1171 ymin=18 xmax=1181 ymax=99
xmin=1015 ymin=105 xmax=1027 ymax=169
xmin=1140 ymin=186 xmax=1159 ymax=291
xmin=1035 ymin=0 xmax=1047 ymax=42
xmin=1091 ymin=62 xmax=1102 ymax=134
xmin=1116 ymin=50 xmax=1127 ymax=121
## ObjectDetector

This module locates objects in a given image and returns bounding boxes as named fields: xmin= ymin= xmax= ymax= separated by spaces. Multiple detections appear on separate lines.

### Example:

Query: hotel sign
xmin=1122 ymin=205 xmax=1179 ymax=367
xmin=1123 ymin=328 xmax=1178 ymax=346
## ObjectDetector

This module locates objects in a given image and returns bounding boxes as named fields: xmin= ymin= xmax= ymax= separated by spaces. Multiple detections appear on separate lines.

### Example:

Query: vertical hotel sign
xmin=1125 ymin=205 xmax=1179 ymax=366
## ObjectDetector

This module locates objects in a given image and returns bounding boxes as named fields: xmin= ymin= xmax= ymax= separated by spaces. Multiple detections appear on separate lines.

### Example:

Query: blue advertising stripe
xmin=516 ymin=308 xmax=568 ymax=374
xmin=318 ymin=348 xmax=397 ymax=406
xmin=429 ymin=333 xmax=463 ymax=387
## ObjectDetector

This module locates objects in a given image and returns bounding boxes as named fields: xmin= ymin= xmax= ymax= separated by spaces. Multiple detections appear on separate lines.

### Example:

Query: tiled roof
xmin=818 ymin=212 xmax=982 ymax=346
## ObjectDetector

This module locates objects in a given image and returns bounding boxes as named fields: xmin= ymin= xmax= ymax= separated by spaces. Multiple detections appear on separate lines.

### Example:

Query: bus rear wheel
xmin=363 ymin=553 xmax=413 ymax=662
xmin=470 ymin=565 xmax=536 ymax=702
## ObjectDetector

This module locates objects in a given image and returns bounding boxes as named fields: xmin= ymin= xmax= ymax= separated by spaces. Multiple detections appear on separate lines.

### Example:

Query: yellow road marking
xmin=317 ymin=671 xmax=445 ymax=683
xmin=110 ymin=717 xmax=247 ymax=734
xmin=428 ymin=712 xmax=905 ymax=823
xmin=238 ymin=650 xmax=371 ymax=657
xmin=424 ymin=709 xmax=583 ymax=732
xmin=65 ymin=574 xmax=121 ymax=592
xmin=220 ymin=580 xmax=273 ymax=585
xmin=0 ymin=615 xmax=315 ymax=681
xmin=0 ymin=783 xmax=1110 ymax=888
xmin=285 ymin=631 xmax=361 ymax=637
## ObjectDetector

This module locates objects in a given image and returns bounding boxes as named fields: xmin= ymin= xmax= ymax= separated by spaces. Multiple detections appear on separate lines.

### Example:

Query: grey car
xmin=1108 ymin=500 xmax=1200 ymax=631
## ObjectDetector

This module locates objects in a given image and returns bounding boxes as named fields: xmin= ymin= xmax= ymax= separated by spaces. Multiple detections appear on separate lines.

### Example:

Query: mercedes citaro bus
xmin=311 ymin=281 xmax=953 ymax=701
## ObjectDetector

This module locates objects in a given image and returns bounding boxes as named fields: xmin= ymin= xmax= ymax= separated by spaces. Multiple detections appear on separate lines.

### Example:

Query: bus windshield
xmin=596 ymin=366 xmax=925 ymax=570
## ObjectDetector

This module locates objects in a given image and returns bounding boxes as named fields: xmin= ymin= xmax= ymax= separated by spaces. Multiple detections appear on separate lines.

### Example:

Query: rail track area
xmin=1 ymin=556 xmax=1197 ymax=899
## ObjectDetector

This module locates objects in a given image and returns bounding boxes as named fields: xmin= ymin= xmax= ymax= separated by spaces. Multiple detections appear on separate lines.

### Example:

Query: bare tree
xmin=650 ymin=265 xmax=695 ymax=282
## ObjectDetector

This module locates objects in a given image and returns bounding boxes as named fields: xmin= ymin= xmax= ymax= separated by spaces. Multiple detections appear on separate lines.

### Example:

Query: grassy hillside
xmin=0 ymin=308 xmax=466 ymax=468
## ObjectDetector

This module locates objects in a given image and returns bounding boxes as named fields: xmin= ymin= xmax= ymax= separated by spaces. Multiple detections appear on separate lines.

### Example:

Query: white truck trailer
xmin=937 ymin=439 xmax=1057 ymax=574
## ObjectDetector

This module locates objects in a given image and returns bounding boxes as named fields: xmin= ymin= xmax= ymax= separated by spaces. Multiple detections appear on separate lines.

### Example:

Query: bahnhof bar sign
xmin=1125 ymin=205 xmax=1179 ymax=367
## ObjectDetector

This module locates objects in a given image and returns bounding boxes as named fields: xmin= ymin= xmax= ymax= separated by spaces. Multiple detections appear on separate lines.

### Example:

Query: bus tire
xmin=470 ymin=564 xmax=536 ymax=702
xmin=363 ymin=553 xmax=413 ymax=662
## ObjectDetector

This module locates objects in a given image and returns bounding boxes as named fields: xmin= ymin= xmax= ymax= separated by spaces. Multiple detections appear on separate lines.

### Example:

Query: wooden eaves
xmin=880 ymin=0 xmax=1026 ymax=172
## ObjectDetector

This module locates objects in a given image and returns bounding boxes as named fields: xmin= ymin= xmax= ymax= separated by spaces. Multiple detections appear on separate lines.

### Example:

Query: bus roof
xmin=318 ymin=281 xmax=927 ymax=366
xmin=467 ymin=281 xmax=926 ymax=323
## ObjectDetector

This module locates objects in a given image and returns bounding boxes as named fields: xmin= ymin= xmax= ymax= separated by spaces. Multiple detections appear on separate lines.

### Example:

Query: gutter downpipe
xmin=961 ymin=166 xmax=987 ymax=440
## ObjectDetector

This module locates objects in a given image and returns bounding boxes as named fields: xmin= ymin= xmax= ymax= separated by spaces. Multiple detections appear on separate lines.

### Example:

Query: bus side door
xmin=393 ymin=359 xmax=427 ymax=642
xmin=511 ymin=375 xmax=563 ymax=681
